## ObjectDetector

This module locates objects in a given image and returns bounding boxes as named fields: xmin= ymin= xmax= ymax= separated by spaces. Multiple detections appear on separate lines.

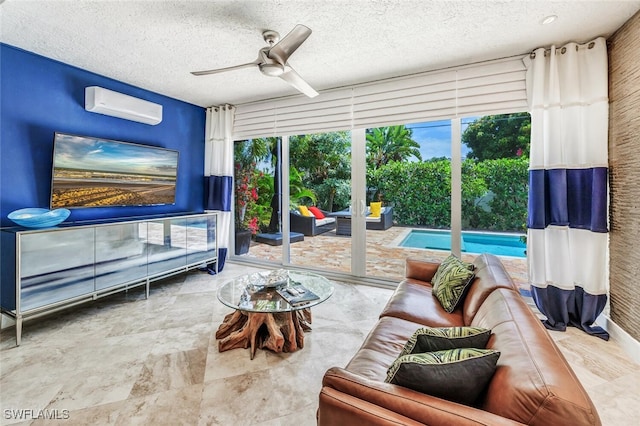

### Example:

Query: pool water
xmin=399 ymin=229 xmax=526 ymax=258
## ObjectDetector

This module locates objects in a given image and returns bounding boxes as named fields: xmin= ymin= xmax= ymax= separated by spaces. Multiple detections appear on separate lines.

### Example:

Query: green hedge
xmin=370 ymin=158 xmax=528 ymax=231
xmin=370 ymin=160 xmax=452 ymax=228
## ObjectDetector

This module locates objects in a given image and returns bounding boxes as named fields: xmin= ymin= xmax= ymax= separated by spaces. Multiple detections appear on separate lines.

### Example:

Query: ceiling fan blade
xmin=267 ymin=24 xmax=312 ymax=65
xmin=191 ymin=60 xmax=259 ymax=76
xmin=279 ymin=66 xmax=318 ymax=98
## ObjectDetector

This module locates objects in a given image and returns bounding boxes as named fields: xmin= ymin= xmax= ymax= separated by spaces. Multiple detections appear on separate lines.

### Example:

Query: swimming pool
xmin=399 ymin=229 xmax=526 ymax=258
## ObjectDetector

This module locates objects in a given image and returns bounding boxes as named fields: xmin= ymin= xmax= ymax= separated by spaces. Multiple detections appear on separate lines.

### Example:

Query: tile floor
xmin=0 ymin=263 xmax=638 ymax=425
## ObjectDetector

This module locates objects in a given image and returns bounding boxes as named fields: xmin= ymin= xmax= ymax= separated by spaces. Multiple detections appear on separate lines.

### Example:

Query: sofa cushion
xmin=462 ymin=253 xmax=518 ymax=324
xmin=315 ymin=217 xmax=336 ymax=227
xmin=370 ymin=202 xmax=382 ymax=217
xmin=404 ymin=258 xmax=440 ymax=282
xmin=379 ymin=280 xmax=465 ymax=327
xmin=471 ymin=288 xmax=601 ymax=425
xmin=309 ymin=206 xmax=325 ymax=219
xmin=298 ymin=205 xmax=313 ymax=217
xmin=399 ymin=326 xmax=491 ymax=356
xmin=385 ymin=348 xmax=500 ymax=406
xmin=346 ymin=316 xmax=422 ymax=381
xmin=432 ymin=261 xmax=476 ymax=313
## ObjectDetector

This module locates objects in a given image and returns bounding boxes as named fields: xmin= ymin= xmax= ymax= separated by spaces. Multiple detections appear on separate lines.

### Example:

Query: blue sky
xmin=406 ymin=119 xmax=474 ymax=160
xmin=54 ymin=133 xmax=178 ymax=176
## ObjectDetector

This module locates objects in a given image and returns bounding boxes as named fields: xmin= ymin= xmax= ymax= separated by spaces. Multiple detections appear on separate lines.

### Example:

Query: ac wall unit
xmin=85 ymin=86 xmax=163 ymax=125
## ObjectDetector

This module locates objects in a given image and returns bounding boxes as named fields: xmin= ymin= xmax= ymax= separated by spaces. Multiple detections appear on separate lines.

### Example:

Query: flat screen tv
xmin=50 ymin=133 xmax=179 ymax=208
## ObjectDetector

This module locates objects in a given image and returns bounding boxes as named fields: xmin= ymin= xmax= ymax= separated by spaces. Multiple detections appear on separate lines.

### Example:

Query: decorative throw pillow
xmin=308 ymin=206 xmax=325 ymax=219
xmin=298 ymin=205 xmax=313 ymax=217
xmin=399 ymin=326 xmax=491 ymax=357
xmin=385 ymin=348 xmax=500 ymax=406
xmin=369 ymin=202 xmax=382 ymax=218
xmin=431 ymin=254 xmax=475 ymax=290
xmin=432 ymin=263 xmax=476 ymax=313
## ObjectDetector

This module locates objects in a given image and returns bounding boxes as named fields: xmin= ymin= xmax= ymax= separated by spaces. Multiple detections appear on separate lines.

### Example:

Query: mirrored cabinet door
xmin=145 ymin=217 xmax=188 ymax=276
xmin=186 ymin=214 xmax=217 ymax=265
xmin=95 ymin=222 xmax=149 ymax=291
xmin=19 ymin=228 xmax=95 ymax=311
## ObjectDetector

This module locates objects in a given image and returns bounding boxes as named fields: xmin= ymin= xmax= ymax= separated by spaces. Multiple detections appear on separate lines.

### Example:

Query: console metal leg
xmin=16 ymin=315 xmax=22 ymax=347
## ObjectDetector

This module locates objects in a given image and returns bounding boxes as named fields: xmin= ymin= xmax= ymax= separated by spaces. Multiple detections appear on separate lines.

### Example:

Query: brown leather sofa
xmin=318 ymin=253 xmax=601 ymax=426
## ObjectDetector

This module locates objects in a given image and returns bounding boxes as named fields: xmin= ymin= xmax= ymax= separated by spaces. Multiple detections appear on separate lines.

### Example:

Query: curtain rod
xmin=213 ymin=104 xmax=235 ymax=112
xmin=234 ymin=36 xmax=608 ymax=108
xmin=529 ymin=40 xmax=599 ymax=59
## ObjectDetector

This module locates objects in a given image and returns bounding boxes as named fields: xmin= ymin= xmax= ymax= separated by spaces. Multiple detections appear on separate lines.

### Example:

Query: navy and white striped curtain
xmin=204 ymin=105 xmax=235 ymax=273
xmin=524 ymin=37 xmax=609 ymax=339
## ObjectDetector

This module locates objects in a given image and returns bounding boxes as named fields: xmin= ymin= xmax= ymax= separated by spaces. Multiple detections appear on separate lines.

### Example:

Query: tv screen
xmin=51 ymin=133 xmax=179 ymax=208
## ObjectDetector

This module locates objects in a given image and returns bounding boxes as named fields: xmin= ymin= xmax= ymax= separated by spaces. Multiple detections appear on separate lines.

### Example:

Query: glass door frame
xmin=279 ymin=132 xmax=364 ymax=276
xmin=350 ymin=128 xmax=367 ymax=277
xmin=232 ymin=122 xmax=466 ymax=283
xmin=451 ymin=118 xmax=462 ymax=257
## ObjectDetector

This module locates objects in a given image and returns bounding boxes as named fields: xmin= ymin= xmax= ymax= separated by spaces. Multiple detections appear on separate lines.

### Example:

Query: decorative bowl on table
xmin=8 ymin=208 xmax=71 ymax=228
xmin=264 ymin=269 xmax=289 ymax=287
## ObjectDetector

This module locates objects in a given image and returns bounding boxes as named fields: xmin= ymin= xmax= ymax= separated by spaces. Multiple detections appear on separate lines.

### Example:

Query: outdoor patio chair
xmin=290 ymin=208 xmax=336 ymax=236
xmin=366 ymin=206 xmax=393 ymax=231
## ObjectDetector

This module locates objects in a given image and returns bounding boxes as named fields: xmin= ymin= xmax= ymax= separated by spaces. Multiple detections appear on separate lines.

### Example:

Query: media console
xmin=0 ymin=212 xmax=217 ymax=346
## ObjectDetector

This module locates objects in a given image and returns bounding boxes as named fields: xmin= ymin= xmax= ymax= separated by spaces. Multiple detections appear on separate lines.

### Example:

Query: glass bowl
xmin=8 ymin=208 xmax=71 ymax=228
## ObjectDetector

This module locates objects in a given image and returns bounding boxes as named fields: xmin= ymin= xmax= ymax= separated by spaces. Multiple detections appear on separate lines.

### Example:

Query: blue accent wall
xmin=0 ymin=44 xmax=206 ymax=227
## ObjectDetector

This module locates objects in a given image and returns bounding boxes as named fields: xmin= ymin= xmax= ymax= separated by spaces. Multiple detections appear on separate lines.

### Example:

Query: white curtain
xmin=524 ymin=37 xmax=609 ymax=339
xmin=204 ymin=105 xmax=235 ymax=272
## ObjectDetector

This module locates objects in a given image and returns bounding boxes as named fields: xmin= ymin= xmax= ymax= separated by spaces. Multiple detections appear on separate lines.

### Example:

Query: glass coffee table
xmin=216 ymin=269 xmax=334 ymax=359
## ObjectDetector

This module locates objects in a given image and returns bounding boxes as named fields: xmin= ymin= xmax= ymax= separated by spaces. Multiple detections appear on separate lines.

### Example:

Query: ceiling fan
xmin=192 ymin=24 xmax=319 ymax=98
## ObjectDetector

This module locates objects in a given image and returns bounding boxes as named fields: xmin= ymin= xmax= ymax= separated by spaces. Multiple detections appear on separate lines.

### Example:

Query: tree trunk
xmin=268 ymin=139 xmax=281 ymax=232
xmin=216 ymin=308 xmax=313 ymax=359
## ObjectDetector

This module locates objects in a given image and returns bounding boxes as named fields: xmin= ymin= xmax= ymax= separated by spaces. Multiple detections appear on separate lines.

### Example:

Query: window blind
xmin=233 ymin=56 xmax=527 ymax=139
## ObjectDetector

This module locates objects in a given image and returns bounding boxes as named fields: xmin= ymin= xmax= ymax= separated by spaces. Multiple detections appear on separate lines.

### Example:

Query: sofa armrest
xmin=290 ymin=211 xmax=314 ymax=236
xmin=319 ymin=387 xmax=425 ymax=426
xmin=405 ymin=257 xmax=440 ymax=282
xmin=320 ymin=367 xmax=524 ymax=426
xmin=380 ymin=206 xmax=393 ymax=227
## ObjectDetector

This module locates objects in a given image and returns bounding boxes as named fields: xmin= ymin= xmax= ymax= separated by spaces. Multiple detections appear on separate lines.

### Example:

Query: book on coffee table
xmin=276 ymin=284 xmax=320 ymax=306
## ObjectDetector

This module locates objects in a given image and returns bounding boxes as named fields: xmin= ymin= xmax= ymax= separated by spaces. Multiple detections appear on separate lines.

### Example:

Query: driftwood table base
xmin=216 ymin=309 xmax=313 ymax=359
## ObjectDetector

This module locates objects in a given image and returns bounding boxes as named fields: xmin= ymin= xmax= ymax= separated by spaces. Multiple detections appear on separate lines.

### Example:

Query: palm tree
xmin=366 ymin=125 xmax=422 ymax=169
xmin=234 ymin=138 xmax=269 ymax=169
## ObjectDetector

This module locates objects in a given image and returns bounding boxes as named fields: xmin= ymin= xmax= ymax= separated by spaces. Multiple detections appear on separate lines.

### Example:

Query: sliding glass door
xmin=232 ymin=137 xmax=281 ymax=262
xmin=231 ymin=113 xmax=529 ymax=286
xmin=287 ymin=131 xmax=354 ymax=274
xmin=363 ymin=121 xmax=453 ymax=281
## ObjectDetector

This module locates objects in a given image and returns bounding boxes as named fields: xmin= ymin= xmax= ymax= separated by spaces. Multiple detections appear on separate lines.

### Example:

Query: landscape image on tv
xmin=51 ymin=133 xmax=179 ymax=208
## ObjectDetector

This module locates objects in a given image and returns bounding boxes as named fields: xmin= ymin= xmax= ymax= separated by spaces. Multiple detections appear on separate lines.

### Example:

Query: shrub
xmin=371 ymin=158 xmax=528 ymax=231
xmin=372 ymin=161 xmax=452 ymax=228
xmin=467 ymin=157 xmax=528 ymax=231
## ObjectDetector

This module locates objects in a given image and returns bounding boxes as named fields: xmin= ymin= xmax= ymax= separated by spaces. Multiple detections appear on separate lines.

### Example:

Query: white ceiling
xmin=2 ymin=0 xmax=639 ymax=108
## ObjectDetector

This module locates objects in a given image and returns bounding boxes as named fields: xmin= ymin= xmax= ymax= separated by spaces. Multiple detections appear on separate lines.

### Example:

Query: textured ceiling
xmin=2 ymin=0 xmax=639 ymax=107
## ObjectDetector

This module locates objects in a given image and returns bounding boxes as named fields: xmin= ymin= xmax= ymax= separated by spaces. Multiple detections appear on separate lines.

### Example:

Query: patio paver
xmin=241 ymin=226 xmax=529 ymax=292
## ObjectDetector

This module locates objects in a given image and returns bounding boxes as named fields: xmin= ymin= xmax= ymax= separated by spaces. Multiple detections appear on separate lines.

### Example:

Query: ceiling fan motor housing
xmin=262 ymin=30 xmax=280 ymax=45
xmin=259 ymin=63 xmax=285 ymax=77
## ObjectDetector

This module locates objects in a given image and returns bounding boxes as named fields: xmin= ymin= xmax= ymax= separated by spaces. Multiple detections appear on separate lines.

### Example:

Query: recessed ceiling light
xmin=542 ymin=15 xmax=558 ymax=25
